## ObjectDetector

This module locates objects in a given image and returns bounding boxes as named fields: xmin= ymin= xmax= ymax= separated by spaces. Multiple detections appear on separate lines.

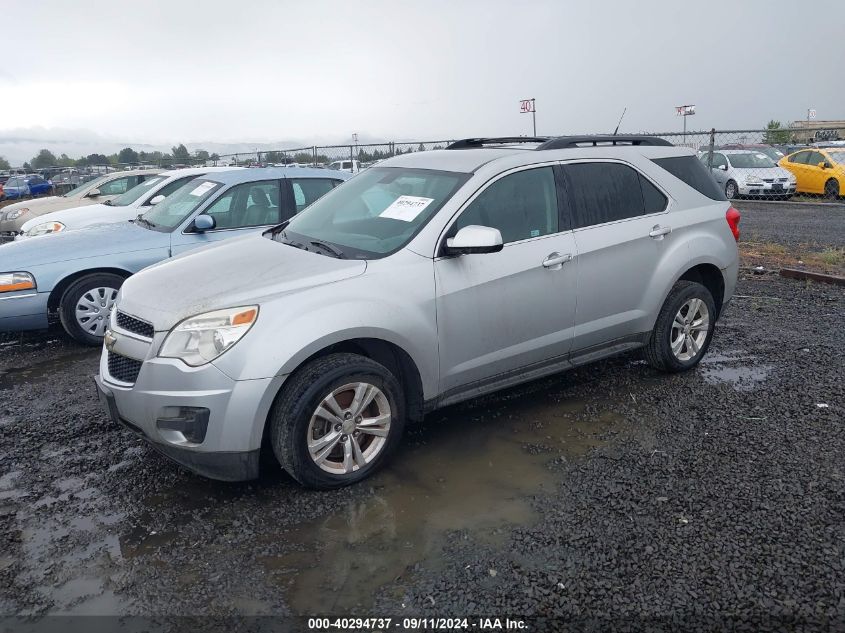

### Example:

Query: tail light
xmin=726 ymin=207 xmax=740 ymax=242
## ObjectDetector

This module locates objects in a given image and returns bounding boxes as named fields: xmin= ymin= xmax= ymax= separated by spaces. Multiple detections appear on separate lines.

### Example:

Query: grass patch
xmin=740 ymin=241 xmax=845 ymax=276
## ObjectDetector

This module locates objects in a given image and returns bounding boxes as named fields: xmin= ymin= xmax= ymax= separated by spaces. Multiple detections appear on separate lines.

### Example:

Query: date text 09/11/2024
xmin=307 ymin=617 xmax=528 ymax=630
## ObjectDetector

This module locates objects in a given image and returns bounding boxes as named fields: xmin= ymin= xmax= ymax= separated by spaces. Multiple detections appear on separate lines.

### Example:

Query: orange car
xmin=778 ymin=147 xmax=845 ymax=198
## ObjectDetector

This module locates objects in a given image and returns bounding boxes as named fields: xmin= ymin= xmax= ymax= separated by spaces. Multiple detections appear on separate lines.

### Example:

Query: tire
xmin=270 ymin=353 xmax=406 ymax=489
xmin=58 ymin=273 xmax=124 ymax=346
xmin=644 ymin=280 xmax=717 ymax=373
xmin=725 ymin=180 xmax=738 ymax=199
xmin=824 ymin=178 xmax=840 ymax=200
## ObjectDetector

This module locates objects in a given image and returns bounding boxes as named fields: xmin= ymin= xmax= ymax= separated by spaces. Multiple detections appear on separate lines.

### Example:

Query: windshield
xmin=283 ymin=167 xmax=468 ymax=259
xmin=756 ymin=147 xmax=784 ymax=161
xmin=6 ymin=177 xmax=22 ymax=187
xmin=63 ymin=174 xmax=109 ymax=197
xmin=109 ymin=176 xmax=165 ymax=206
xmin=827 ymin=152 xmax=845 ymax=166
xmin=727 ymin=153 xmax=776 ymax=169
xmin=140 ymin=179 xmax=222 ymax=230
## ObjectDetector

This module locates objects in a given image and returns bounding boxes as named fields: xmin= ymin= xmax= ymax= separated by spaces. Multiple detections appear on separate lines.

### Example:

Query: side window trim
xmin=560 ymin=159 xmax=671 ymax=232
xmin=436 ymin=161 xmax=569 ymax=257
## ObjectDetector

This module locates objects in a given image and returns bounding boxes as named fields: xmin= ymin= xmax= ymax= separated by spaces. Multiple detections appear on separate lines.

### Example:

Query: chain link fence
xmin=4 ymin=128 xmax=843 ymax=203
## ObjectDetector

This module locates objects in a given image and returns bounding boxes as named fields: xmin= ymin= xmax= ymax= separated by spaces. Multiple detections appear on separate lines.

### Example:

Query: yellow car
xmin=778 ymin=147 xmax=845 ymax=198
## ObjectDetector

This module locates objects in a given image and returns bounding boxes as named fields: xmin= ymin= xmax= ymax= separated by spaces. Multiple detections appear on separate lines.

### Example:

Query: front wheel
xmin=725 ymin=180 xmax=738 ymax=199
xmin=824 ymin=178 xmax=840 ymax=200
xmin=644 ymin=280 xmax=717 ymax=373
xmin=58 ymin=273 xmax=124 ymax=346
xmin=270 ymin=353 xmax=406 ymax=489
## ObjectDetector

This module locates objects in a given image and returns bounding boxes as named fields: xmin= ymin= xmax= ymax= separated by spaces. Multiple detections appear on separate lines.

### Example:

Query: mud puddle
xmin=0 ymin=350 xmax=96 ymax=390
xmin=699 ymin=351 xmax=773 ymax=391
xmin=267 ymin=388 xmax=622 ymax=614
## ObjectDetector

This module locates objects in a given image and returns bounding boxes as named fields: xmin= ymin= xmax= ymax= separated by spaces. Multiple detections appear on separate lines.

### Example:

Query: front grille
xmin=116 ymin=311 xmax=154 ymax=339
xmin=762 ymin=178 xmax=774 ymax=183
xmin=107 ymin=352 xmax=142 ymax=384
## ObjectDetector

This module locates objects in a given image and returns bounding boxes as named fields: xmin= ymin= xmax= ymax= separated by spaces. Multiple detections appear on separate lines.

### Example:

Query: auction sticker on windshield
xmin=189 ymin=182 xmax=216 ymax=196
xmin=379 ymin=195 xmax=434 ymax=222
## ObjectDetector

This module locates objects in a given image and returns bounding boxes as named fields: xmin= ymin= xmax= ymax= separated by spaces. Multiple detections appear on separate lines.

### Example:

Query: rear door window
xmin=651 ymin=156 xmax=726 ymax=201
xmin=563 ymin=162 xmax=665 ymax=229
xmin=790 ymin=151 xmax=811 ymax=164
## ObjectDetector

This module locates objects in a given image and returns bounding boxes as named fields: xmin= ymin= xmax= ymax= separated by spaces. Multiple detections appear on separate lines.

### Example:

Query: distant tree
xmin=171 ymin=144 xmax=190 ymax=161
xmin=31 ymin=149 xmax=58 ymax=169
xmin=194 ymin=149 xmax=210 ymax=162
xmin=23 ymin=162 xmax=32 ymax=170
xmin=0 ymin=155 xmax=10 ymax=170
xmin=294 ymin=152 xmax=313 ymax=164
xmin=57 ymin=154 xmax=74 ymax=167
xmin=210 ymin=153 xmax=220 ymax=162
xmin=265 ymin=151 xmax=285 ymax=163
xmin=764 ymin=120 xmax=791 ymax=145
xmin=417 ymin=143 xmax=426 ymax=152
xmin=85 ymin=153 xmax=110 ymax=166
xmin=117 ymin=147 xmax=139 ymax=164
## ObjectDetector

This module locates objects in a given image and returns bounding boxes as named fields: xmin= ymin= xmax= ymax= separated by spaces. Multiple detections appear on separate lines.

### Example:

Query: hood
xmin=0 ymin=195 xmax=101 ymax=231
xmin=732 ymin=166 xmax=794 ymax=179
xmin=18 ymin=203 xmax=134 ymax=234
xmin=0 ymin=221 xmax=168 ymax=270
xmin=118 ymin=233 xmax=367 ymax=330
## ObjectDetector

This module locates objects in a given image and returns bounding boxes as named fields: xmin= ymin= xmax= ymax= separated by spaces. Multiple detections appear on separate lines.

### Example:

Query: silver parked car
xmin=95 ymin=136 xmax=740 ymax=488
xmin=700 ymin=149 xmax=797 ymax=199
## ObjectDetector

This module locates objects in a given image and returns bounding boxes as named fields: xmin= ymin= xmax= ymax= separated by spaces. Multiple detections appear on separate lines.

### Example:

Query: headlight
xmin=159 ymin=306 xmax=258 ymax=366
xmin=5 ymin=208 xmax=28 ymax=221
xmin=745 ymin=175 xmax=763 ymax=184
xmin=0 ymin=272 xmax=36 ymax=293
xmin=25 ymin=221 xmax=65 ymax=237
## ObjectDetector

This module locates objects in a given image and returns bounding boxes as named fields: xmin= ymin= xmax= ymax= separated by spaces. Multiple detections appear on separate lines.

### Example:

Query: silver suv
xmin=95 ymin=136 xmax=740 ymax=489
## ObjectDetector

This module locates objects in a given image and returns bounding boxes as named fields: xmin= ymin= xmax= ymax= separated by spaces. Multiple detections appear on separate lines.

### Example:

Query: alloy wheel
xmin=307 ymin=382 xmax=392 ymax=475
xmin=670 ymin=298 xmax=710 ymax=362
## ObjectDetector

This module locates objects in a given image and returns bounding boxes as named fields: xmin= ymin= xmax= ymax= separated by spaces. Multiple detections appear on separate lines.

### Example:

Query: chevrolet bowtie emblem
xmin=104 ymin=330 xmax=117 ymax=352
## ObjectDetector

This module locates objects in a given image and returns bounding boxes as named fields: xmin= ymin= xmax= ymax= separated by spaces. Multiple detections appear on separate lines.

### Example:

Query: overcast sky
xmin=1 ymin=0 xmax=843 ymax=160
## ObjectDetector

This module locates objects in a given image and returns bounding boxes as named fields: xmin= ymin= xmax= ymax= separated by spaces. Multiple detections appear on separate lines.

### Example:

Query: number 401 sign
xmin=519 ymin=99 xmax=535 ymax=113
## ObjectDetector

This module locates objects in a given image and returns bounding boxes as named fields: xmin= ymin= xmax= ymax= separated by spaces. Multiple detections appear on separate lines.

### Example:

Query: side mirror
xmin=718 ymin=164 xmax=728 ymax=171
xmin=819 ymin=161 xmax=831 ymax=169
xmin=443 ymin=225 xmax=503 ymax=256
xmin=87 ymin=188 xmax=101 ymax=197
xmin=193 ymin=214 xmax=216 ymax=232
xmin=148 ymin=195 xmax=165 ymax=205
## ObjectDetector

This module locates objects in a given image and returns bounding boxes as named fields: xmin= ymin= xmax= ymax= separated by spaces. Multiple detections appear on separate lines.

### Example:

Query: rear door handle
xmin=649 ymin=225 xmax=672 ymax=239
xmin=542 ymin=253 xmax=573 ymax=268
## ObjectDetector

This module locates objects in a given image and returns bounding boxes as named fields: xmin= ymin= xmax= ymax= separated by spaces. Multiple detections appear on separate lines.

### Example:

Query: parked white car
xmin=17 ymin=167 xmax=242 ymax=239
xmin=700 ymin=149 xmax=797 ymax=199
xmin=327 ymin=159 xmax=362 ymax=174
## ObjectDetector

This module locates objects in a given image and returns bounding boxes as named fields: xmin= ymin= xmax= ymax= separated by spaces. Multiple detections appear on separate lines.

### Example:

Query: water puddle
xmin=267 ymin=388 xmax=621 ymax=614
xmin=700 ymin=351 xmax=772 ymax=391
xmin=0 ymin=350 xmax=97 ymax=390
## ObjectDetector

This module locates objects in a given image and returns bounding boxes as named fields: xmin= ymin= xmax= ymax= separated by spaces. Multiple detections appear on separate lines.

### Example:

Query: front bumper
xmin=738 ymin=182 xmax=796 ymax=196
xmin=0 ymin=291 xmax=49 ymax=332
xmin=96 ymin=333 xmax=285 ymax=481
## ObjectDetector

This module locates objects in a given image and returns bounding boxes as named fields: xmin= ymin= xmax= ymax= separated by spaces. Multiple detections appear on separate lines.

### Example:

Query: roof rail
xmin=536 ymin=135 xmax=673 ymax=150
xmin=446 ymin=137 xmax=550 ymax=150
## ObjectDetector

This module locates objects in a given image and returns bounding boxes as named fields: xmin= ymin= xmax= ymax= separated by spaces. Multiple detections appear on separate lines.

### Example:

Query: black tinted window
xmin=640 ymin=175 xmax=668 ymax=213
xmin=651 ymin=156 xmax=726 ymax=201
xmin=790 ymin=151 xmax=810 ymax=164
xmin=456 ymin=167 xmax=558 ymax=243
xmin=564 ymin=162 xmax=650 ymax=228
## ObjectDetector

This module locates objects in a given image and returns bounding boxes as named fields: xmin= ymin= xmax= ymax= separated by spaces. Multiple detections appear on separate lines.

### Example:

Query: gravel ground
xmin=736 ymin=200 xmax=845 ymax=250
xmin=1 ymin=265 xmax=843 ymax=628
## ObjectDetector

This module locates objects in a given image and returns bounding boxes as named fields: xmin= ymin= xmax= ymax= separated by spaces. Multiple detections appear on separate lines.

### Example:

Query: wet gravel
xmin=1 ymin=273 xmax=843 ymax=629
xmin=736 ymin=200 xmax=845 ymax=250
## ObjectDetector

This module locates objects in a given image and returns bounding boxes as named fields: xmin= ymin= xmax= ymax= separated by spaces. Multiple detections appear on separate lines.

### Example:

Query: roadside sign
xmin=675 ymin=105 xmax=696 ymax=116
xmin=809 ymin=109 xmax=817 ymax=120
xmin=519 ymin=99 xmax=535 ymax=113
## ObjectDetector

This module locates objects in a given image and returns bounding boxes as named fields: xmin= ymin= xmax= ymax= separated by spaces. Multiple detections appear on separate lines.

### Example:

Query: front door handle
xmin=542 ymin=252 xmax=573 ymax=269
xmin=649 ymin=225 xmax=672 ymax=239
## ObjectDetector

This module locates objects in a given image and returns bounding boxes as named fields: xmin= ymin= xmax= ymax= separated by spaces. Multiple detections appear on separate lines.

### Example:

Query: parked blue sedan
xmin=0 ymin=168 xmax=348 ymax=344
xmin=2 ymin=174 xmax=53 ymax=199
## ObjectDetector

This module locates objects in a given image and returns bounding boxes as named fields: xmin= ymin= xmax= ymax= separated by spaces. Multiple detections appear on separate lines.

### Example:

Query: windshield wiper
xmin=279 ymin=233 xmax=308 ymax=250
xmin=133 ymin=214 xmax=156 ymax=229
xmin=309 ymin=240 xmax=345 ymax=259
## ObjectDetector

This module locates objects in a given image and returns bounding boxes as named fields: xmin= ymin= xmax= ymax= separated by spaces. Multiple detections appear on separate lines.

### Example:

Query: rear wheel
xmin=824 ymin=178 xmax=840 ymax=200
xmin=270 ymin=353 xmax=406 ymax=489
xmin=58 ymin=273 xmax=124 ymax=346
xmin=644 ymin=280 xmax=716 ymax=373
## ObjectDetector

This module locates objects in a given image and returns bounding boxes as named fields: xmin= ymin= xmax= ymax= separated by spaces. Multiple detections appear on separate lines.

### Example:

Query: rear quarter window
xmin=651 ymin=156 xmax=726 ymax=201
